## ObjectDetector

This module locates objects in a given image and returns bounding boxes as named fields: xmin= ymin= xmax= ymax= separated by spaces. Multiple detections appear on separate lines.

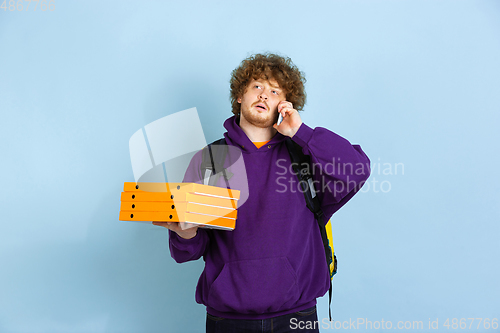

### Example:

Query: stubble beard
xmin=240 ymin=106 xmax=278 ymax=129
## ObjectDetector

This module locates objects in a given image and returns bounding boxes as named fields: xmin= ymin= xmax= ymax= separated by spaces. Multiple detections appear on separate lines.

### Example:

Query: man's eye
xmin=272 ymin=90 xmax=279 ymax=95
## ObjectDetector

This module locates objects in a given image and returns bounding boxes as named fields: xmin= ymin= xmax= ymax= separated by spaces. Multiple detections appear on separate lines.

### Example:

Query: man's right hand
xmin=152 ymin=222 xmax=198 ymax=239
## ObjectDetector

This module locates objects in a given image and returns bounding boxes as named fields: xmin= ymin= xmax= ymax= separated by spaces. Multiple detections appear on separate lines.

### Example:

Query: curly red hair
xmin=229 ymin=53 xmax=307 ymax=115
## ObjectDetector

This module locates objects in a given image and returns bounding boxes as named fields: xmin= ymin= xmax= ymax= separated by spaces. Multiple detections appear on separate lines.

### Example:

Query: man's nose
xmin=259 ymin=91 xmax=268 ymax=100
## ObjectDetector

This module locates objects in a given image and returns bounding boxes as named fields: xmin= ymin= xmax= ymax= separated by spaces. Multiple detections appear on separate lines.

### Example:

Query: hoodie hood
xmin=223 ymin=115 xmax=287 ymax=153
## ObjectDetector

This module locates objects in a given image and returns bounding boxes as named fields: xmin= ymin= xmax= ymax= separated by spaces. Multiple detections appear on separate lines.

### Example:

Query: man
xmin=154 ymin=53 xmax=370 ymax=332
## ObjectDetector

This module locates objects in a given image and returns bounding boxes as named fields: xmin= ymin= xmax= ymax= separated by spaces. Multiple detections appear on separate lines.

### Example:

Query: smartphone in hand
xmin=277 ymin=113 xmax=284 ymax=125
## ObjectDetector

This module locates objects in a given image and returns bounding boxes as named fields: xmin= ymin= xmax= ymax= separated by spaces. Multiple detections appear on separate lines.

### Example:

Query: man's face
xmin=237 ymin=78 xmax=286 ymax=129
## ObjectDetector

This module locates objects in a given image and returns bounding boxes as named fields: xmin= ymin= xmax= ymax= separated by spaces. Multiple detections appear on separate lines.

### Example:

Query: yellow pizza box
xmin=119 ymin=211 xmax=236 ymax=230
xmin=123 ymin=182 xmax=240 ymax=200
xmin=120 ymin=201 xmax=237 ymax=219
xmin=120 ymin=191 xmax=237 ymax=209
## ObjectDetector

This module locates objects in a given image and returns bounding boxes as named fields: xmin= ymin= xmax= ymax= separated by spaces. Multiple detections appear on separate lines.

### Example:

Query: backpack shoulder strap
xmin=284 ymin=139 xmax=320 ymax=212
xmin=201 ymin=138 xmax=232 ymax=187
xmin=285 ymin=137 xmax=335 ymax=321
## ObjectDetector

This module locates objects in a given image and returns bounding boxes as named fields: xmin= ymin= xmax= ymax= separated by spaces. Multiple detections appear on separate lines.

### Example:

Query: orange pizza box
xmin=120 ymin=191 xmax=238 ymax=209
xmin=120 ymin=201 xmax=237 ymax=219
xmin=123 ymin=182 xmax=240 ymax=200
xmin=119 ymin=211 xmax=236 ymax=230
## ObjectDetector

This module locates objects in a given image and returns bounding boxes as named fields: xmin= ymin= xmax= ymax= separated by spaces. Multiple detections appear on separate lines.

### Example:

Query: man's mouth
xmin=254 ymin=103 xmax=268 ymax=111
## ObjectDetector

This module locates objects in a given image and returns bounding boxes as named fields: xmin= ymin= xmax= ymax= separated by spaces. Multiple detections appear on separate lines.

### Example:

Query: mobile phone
xmin=277 ymin=113 xmax=284 ymax=125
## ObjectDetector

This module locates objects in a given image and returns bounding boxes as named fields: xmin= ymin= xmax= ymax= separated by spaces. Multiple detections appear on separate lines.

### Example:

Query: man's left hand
xmin=273 ymin=101 xmax=302 ymax=137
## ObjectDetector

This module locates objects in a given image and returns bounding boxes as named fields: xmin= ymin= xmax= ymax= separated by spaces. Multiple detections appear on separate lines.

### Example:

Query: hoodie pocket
xmin=207 ymin=256 xmax=299 ymax=314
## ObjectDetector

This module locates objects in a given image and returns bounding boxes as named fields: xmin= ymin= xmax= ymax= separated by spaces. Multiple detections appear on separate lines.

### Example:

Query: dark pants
xmin=206 ymin=306 xmax=320 ymax=333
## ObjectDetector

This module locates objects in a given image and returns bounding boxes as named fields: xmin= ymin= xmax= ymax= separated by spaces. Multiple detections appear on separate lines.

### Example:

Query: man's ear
xmin=237 ymin=97 xmax=241 ymax=103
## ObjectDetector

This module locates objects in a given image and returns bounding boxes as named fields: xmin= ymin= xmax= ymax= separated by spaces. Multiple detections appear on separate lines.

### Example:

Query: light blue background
xmin=1 ymin=1 xmax=499 ymax=332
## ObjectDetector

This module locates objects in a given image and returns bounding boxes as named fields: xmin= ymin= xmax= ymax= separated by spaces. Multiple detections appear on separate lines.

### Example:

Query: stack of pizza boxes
xmin=119 ymin=182 xmax=240 ymax=230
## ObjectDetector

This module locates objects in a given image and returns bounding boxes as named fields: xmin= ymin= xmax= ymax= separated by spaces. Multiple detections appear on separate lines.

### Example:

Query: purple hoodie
xmin=168 ymin=116 xmax=370 ymax=320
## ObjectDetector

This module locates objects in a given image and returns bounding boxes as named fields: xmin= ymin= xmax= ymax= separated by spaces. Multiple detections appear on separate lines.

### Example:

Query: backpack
xmin=201 ymin=138 xmax=336 ymax=321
